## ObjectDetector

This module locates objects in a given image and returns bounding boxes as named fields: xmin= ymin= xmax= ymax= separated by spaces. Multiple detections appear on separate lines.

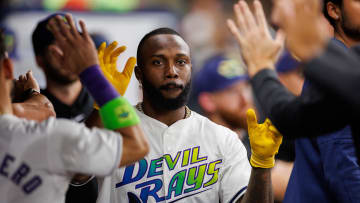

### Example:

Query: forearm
xmin=13 ymin=93 xmax=56 ymax=121
xmin=239 ymin=168 xmax=273 ymax=203
xmin=251 ymin=69 xmax=347 ymax=137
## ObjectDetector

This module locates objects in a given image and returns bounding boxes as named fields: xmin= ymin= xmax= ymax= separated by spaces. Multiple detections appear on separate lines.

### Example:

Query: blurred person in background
xmin=193 ymin=55 xmax=252 ymax=158
xmin=32 ymin=13 xmax=97 ymax=203
xmin=181 ymin=0 xmax=230 ymax=72
xmin=227 ymin=0 xmax=360 ymax=202
xmin=194 ymin=54 xmax=296 ymax=202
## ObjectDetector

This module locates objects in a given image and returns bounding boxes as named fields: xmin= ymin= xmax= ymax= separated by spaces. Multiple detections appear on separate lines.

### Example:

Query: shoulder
xmin=190 ymin=111 xmax=238 ymax=136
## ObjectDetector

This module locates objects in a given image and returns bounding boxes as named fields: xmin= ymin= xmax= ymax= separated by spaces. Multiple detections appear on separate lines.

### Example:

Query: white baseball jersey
xmin=0 ymin=114 xmax=122 ymax=203
xmin=97 ymin=109 xmax=251 ymax=203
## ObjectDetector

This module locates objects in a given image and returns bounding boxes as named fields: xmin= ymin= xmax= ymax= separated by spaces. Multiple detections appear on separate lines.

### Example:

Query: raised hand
xmin=274 ymin=0 xmax=330 ymax=61
xmin=98 ymin=41 xmax=136 ymax=96
xmin=47 ymin=13 xmax=99 ymax=75
xmin=247 ymin=109 xmax=283 ymax=168
xmin=227 ymin=0 xmax=284 ymax=77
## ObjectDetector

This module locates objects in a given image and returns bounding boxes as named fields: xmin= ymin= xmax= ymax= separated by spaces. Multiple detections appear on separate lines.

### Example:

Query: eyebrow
xmin=151 ymin=54 xmax=189 ymax=58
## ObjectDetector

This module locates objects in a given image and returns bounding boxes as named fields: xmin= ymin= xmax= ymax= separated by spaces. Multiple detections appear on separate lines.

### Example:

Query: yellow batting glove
xmin=247 ymin=109 xmax=283 ymax=168
xmin=94 ymin=41 xmax=136 ymax=109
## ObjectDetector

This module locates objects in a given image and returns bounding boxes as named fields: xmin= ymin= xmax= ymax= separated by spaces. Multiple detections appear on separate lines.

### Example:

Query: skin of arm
xmin=238 ymin=168 xmax=273 ymax=203
xmin=12 ymin=92 xmax=56 ymax=122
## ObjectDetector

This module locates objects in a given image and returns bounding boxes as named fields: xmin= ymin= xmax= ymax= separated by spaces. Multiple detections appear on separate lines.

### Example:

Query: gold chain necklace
xmin=136 ymin=103 xmax=191 ymax=119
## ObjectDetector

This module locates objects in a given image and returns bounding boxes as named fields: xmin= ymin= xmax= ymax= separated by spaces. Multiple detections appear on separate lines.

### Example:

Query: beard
xmin=341 ymin=10 xmax=360 ymax=41
xmin=43 ymin=60 xmax=78 ymax=85
xmin=141 ymin=73 xmax=191 ymax=111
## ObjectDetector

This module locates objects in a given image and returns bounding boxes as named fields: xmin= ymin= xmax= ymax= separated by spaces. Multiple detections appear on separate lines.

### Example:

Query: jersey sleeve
xmin=45 ymin=118 xmax=122 ymax=177
xmin=219 ymin=130 xmax=251 ymax=203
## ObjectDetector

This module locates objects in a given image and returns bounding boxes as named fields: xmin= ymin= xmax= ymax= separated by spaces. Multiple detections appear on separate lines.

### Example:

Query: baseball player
xmin=91 ymin=26 xmax=283 ymax=203
xmin=0 ymin=14 xmax=148 ymax=203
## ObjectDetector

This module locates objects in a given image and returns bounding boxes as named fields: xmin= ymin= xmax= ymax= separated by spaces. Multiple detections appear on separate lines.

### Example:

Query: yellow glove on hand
xmin=94 ymin=41 xmax=136 ymax=109
xmin=247 ymin=109 xmax=283 ymax=168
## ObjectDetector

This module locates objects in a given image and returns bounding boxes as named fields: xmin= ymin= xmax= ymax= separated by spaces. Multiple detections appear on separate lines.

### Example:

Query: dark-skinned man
xmin=227 ymin=0 xmax=360 ymax=202
xmin=93 ymin=27 xmax=283 ymax=203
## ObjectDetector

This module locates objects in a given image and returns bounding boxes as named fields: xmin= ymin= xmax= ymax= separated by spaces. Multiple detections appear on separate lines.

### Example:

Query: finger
xmin=226 ymin=19 xmax=244 ymax=45
xmin=239 ymin=0 xmax=257 ymax=31
xmin=121 ymin=57 xmax=136 ymax=78
xmin=98 ymin=42 xmax=106 ymax=67
xmin=79 ymin=20 xmax=91 ymax=42
xmin=234 ymin=3 xmax=248 ymax=33
xmin=26 ymin=70 xmax=36 ymax=82
xmin=64 ymin=13 xmax=80 ymax=39
xmin=55 ymin=15 xmax=74 ymax=42
xmin=98 ymin=42 xmax=106 ymax=55
xmin=48 ymin=18 xmax=67 ymax=47
xmin=19 ymin=75 xmax=26 ymax=82
xmin=246 ymin=108 xmax=258 ymax=130
xmin=254 ymin=0 xmax=269 ymax=35
xmin=110 ymin=46 xmax=126 ymax=66
xmin=108 ymin=46 xmax=126 ymax=75
xmin=104 ymin=41 xmax=118 ymax=64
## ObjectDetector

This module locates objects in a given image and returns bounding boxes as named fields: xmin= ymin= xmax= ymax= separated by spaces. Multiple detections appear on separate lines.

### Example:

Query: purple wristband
xmin=79 ymin=65 xmax=120 ymax=107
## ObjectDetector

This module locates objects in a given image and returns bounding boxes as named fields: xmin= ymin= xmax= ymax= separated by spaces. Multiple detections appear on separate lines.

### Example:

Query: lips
xmin=160 ymin=82 xmax=184 ymax=91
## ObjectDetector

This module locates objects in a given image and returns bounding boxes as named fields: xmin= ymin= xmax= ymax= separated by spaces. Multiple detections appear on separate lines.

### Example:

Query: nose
xmin=165 ymin=64 xmax=179 ymax=79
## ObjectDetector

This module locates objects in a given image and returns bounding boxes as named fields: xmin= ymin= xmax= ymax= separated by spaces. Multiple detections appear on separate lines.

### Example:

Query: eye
xmin=152 ymin=60 xmax=162 ymax=66
xmin=176 ymin=59 xmax=187 ymax=66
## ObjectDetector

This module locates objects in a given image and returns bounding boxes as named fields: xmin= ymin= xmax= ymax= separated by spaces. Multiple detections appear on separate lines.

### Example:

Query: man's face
xmin=42 ymin=43 xmax=78 ymax=85
xmin=210 ymin=81 xmax=254 ymax=129
xmin=139 ymin=34 xmax=192 ymax=110
xmin=340 ymin=0 xmax=360 ymax=41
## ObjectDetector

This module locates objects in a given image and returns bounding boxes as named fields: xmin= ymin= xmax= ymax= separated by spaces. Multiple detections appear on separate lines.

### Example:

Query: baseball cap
xmin=32 ymin=13 xmax=71 ymax=56
xmin=0 ymin=25 xmax=18 ymax=59
xmin=90 ymin=33 xmax=109 ymax=49
xmin=193 ymin=54 xmax=248 ymax=97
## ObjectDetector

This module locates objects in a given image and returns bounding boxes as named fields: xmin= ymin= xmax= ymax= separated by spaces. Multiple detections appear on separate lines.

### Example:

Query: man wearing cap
xmin=193 ymin=55 xmax=252 ymax=157
xmin=32 ymin=13 xmax=98 ymax=203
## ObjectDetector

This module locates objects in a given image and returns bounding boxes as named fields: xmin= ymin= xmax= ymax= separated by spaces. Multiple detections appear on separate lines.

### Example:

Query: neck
xmin=334 ymin=30 xmax=360 ymax=48
xmin=141 ymin=98 xmax=186 ymax=126
xmin=46 ymin=79 xmax=82 ymax=106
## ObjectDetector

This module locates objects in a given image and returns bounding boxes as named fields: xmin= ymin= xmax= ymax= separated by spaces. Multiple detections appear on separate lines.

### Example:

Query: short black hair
xmin=32 ymin=13 xmax=66 ymax=56
xmin=136 ymin=27 xmax=182 ymax=68
xmin=323 ymin=0 xmax=342 ymax=28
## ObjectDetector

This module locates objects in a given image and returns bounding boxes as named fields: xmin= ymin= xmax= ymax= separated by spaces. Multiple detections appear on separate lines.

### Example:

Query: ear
xmin=327 ymin=2 xmax=341 ymax=21
xmin=2 ymin=58 xmax=14 ymax=80
xmin=135 ymin=66 xmax=143 ymax=84
xmin=198 ymin=92 xmax=216 ymax=113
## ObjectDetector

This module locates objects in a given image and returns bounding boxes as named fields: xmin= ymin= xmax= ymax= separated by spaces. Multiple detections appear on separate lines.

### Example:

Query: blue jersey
xmin=284 ymin=39 xmax=360 ymax=202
